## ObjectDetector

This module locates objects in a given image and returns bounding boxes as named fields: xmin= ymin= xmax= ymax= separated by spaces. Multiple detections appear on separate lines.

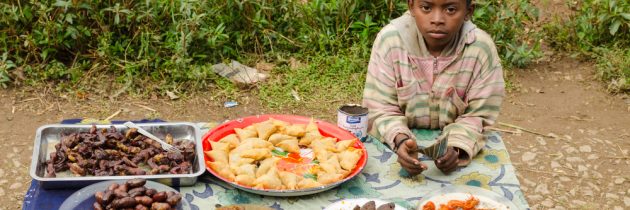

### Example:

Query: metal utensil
xmin=123 ymin=121 xmax=182 ymax=154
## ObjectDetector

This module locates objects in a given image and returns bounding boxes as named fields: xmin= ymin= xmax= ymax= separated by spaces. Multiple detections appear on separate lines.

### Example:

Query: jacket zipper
xmin=430 ymin=57 xmax=439 ymax=129
xmin=433 ymin=57 xmax=438 ymax=74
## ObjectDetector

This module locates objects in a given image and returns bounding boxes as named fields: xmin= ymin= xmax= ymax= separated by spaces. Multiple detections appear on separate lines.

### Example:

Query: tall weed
xmin=474 ymin=0 xmax=542 ymax=68
xmin=595 ymin=47 xmax=630 ymax=92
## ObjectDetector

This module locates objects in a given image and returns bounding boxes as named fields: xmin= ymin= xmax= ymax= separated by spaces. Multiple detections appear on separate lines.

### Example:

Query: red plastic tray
xmin=201 ymin=114 xmax=368 ymax=196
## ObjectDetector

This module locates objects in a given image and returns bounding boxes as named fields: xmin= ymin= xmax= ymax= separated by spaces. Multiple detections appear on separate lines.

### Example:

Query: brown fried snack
xmin=360 ymin=200 xmax=376 ymax=210
xmin=376 ymin=202 xmax=396 ymax=210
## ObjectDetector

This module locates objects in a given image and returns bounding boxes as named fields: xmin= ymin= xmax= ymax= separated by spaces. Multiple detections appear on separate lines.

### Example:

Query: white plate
xmin=417 ymin=185 xmax=520 ymax=210
xmin=59 ymin=180 xmax=191 ymax=210
xmin=325 ymin=198 xmax=407 ymax=210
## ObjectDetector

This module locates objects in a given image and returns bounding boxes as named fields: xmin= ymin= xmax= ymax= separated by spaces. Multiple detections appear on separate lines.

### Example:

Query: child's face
xmin=409 ymin=0 xmax=471 ymax=53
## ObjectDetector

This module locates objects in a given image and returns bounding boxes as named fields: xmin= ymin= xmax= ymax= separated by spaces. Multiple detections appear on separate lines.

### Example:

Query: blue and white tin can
xmin=337 ymin=104 xmax=369 ymax=141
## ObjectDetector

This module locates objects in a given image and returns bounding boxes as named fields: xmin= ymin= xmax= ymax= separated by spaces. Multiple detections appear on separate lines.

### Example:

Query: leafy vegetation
xmin=544 ymin=0 xmax=630 ymax=92
xmin=0 ymin=0 xmax=542 ymax=105
xmin=473 ymin=0 xmax=541 ymax=68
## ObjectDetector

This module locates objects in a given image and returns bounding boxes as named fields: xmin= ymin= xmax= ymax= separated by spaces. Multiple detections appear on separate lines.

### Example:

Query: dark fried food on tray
xmin=45 ymin=125 xmax=196 ymax=177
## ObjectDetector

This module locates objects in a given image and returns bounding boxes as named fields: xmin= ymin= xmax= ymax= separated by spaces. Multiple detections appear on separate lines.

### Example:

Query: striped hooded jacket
xmin=362 ymin=12 xmax=504 ymax=166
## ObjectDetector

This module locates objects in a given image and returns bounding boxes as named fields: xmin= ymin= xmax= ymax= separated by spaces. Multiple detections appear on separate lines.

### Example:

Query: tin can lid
xmin=338 ymin=104 xmax=368 ymax=115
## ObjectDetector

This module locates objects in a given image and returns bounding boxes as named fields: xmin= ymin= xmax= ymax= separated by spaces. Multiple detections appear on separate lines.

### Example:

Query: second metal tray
xmin=29 ymin=122 xmax=205 ymax=189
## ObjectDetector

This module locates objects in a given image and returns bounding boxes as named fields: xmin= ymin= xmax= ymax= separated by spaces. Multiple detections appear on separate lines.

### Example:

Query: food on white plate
xmin=421 ymin=196 xmax=479 ymax=210
xmin=205 ymin=118 xmax=363 ymax=190
xmin=352 ymin=200 xmax=396 ymax=210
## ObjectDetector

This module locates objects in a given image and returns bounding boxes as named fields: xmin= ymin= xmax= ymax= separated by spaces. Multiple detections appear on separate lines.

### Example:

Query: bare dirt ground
xmin=500 ymin=57 xmax=630 ymax=209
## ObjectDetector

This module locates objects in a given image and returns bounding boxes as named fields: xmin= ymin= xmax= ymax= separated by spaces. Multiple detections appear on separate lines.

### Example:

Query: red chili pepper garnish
xmin=422 ymin=201 xmax=436 ymax=210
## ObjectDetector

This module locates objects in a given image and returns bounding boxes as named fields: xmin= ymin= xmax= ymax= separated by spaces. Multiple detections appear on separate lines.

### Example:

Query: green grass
xmin=259 ymin=47 xmax=367 ymax=109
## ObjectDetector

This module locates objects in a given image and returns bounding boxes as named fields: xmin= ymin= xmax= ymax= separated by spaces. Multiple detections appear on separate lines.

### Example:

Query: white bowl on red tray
xmin=201 ymin=114 xmax=368 ymax=196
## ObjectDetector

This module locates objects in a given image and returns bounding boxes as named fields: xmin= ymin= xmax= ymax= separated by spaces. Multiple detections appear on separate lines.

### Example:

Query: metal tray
xmin=29 ymin=122 xmax=205 ymax=189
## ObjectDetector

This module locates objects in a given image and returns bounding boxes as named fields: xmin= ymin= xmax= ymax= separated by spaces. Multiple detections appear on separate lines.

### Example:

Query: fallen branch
xmin=568 ymin=115 xmax=593 ymax=121
xmin=133 ymin=103 xmax=157 ymax=112
xmin=104 ymin=109 xmax=123 ymax=121
xmin=36 ymin=104 xmax=55 ymax=115
xmin=487 ymin=127 xmax=519 ymax=134
xmin=615 ymin=143 xmax=627 ymax=156
xmin=498 ymin=122 xmax=554 ymax=138
xmin=37 ymin=96 xmax=45 ymax=105
xmin=324 ymin=99 xmax=342 ymax=104
xmin=522 ymin=168 xmax=598 ymax=180
xmin=17 ymin=98 xmax=38 ymax=103
xmin=522 ymin=168 xmax=560 ymax=176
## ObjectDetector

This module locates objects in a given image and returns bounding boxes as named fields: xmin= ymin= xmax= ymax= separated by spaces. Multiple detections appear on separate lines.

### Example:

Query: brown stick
xmin=36 ymin=104 xmax=55 ymax=115
xmin=615 ymin=143 xmax=627 ymax=156
xmin=133 ymin=103 xmax=157 ymax=112
xmin=17 ymin=98 xmax=38 ymax=103
xmin=498 ymin=122 xmax=554 ymax=138
xmin=37 ymin=95 xmax=45 ymax=106
xmin=522 ymin=168 xmax=597 ymax=180
xmin=104 ymin=109 xmax=123 ymax=121
xmin=487 ymin=127 xmax=519 ymax=134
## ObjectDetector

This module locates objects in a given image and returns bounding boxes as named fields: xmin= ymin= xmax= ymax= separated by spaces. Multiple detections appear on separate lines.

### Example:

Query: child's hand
xmin=435 ymin=147 xmax=459 ymax=174
xmin=396 ymin=140 xmax=428 ymax=176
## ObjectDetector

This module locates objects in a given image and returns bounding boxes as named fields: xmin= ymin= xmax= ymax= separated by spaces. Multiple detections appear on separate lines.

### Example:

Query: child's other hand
xmin=435 ymin=147 xmax=459 ymax=174
xmin=396 ymin=140 xmax=428 ymax=176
